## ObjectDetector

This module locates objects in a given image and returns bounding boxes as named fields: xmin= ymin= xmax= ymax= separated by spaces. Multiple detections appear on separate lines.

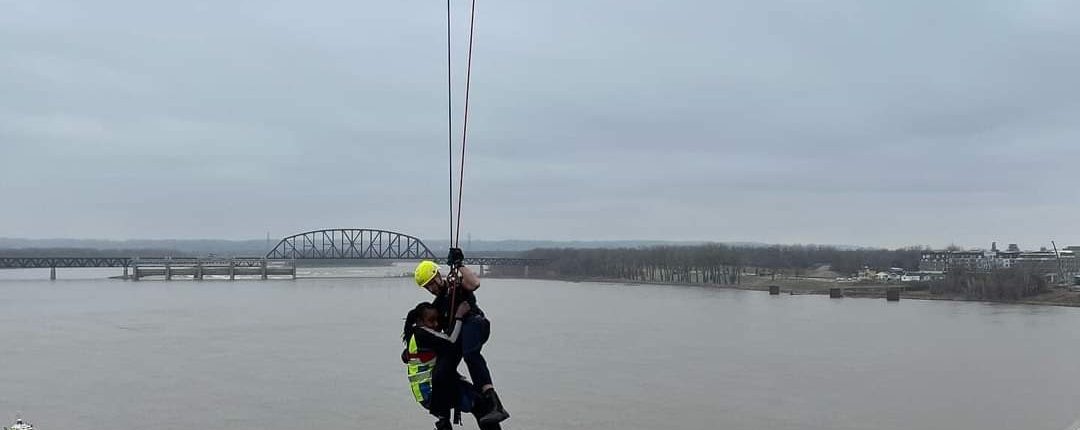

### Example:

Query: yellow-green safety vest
xmin=406 ymin=334 xmax=436 ymax=405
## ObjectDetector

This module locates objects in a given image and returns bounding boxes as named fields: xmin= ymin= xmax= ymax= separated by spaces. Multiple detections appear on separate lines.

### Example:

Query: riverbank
xmin=738 ymin=276 xmax=1080 ymax=307
xmin=508 ymin=274 xmax=1080 ymax=308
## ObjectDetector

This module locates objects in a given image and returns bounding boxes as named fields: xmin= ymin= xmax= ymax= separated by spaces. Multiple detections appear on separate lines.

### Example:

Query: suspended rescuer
xmin=413 ymin=248 xmax=510 ymax=425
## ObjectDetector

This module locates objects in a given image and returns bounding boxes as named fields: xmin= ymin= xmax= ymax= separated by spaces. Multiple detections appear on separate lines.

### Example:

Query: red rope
xmin=448 ymin=268 xmax=458 ymax=323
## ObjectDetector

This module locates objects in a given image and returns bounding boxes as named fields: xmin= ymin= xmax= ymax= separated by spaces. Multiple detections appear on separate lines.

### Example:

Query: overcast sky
xmin=2 ymin=0 xmax=1079 ymax=249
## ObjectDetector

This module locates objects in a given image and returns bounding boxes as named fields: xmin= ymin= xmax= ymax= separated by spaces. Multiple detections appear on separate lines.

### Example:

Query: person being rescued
xmin=402 ymin=301 xmax=502 ymax=430
xmin=413 ymin=248 xmax=510 ymax=426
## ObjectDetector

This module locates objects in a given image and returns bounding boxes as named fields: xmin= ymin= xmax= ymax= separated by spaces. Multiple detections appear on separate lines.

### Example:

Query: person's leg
xmin=460 ymin=315 xmax=509 ymax=424
xmin=425 ymin=399 xmax=452 ymax=430
xmin=428 ymin=354 xmax=460 ymax=425
xmin=460 ymin=315 xmax=494 ymax=389
xmin=463 ymin=379 xmax=503 ymax=430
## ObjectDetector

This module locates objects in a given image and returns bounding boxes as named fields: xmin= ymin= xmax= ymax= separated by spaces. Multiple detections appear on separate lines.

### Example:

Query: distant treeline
xmin=0 ymin=238 xmax=270 ymax=256
xmin=0 ymin=248 xmax=189 ymax=258
xmin=929 ymin=268 xmax=1048 ymax=300
xmin=511 ymin=246 xmax=742 ymax=284
xmin=498 ymin=244 xmax=926 ymax=283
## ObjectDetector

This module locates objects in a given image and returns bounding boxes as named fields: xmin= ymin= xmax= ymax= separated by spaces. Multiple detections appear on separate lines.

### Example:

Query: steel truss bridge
xmin=264 ymin=229 xmax=538 ymax=266
xmin=0 ymin=229 xmax=540 ymax=272
xmin=266 ymin=229 xmax=436 ymax=260
xmin=0 ymin=257 xmax=132 ymax=269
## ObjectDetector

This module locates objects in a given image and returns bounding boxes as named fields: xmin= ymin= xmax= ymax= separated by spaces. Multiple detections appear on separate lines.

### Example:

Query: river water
xmin=2 ymin=265 xmax=1080 ymax=430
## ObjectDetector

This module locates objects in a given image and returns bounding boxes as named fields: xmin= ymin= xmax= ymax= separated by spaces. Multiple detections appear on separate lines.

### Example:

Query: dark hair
xmin=402 ymin=302 xmax=436 ymax=344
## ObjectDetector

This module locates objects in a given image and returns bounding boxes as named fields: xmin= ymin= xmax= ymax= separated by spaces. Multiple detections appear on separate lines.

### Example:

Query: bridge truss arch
xmin=265 ymin=229 xmax=437 ymax=260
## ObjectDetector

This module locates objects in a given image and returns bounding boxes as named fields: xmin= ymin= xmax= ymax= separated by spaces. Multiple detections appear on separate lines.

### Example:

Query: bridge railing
xmin=129 ymin=257 xmax=280 ymax=268
xmin=0 ymin=257 xmax=132 ymax=269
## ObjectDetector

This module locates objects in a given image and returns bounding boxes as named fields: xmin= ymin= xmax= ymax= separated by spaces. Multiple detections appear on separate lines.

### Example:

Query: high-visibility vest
xmin=406 ymin=334 xmax=436 ymax=405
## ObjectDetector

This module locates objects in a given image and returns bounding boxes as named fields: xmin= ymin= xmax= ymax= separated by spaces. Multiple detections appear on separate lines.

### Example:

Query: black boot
xmin=434 ymin=417 xmax=452 ymax=430
xmin=477 ymin=389 xmax=510 ymax=425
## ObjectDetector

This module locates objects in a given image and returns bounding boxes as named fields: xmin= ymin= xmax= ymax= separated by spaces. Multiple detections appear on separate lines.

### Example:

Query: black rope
xmin=454 ymin=0 xmax=477 ymax=249
xmin=446 ymin=0 xmax=455 ymax=246
xmin=445 ymin=0 xmax=459 ymax=325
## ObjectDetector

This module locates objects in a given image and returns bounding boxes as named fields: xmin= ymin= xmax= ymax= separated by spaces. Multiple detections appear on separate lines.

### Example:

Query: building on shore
xmin=901 ymin=271 xmax=946 ymax=282
xmin=919 ymin=243 xmax=1080 ymax=283
xmin=853 ymin=267 xmax=942 ymax=283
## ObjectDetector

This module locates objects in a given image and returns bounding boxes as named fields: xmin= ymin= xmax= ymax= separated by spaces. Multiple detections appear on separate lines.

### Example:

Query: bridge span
xmin=263 ymin=229 xmax=541 ymax=267
xmin=0 ymin=228 xmax=542 ymax=280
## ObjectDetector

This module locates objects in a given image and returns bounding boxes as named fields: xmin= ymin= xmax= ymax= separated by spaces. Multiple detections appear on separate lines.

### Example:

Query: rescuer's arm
xmin=419 ymin=302 xmax=470 ymax=345
xmin=448 ymin=247 xmax=480 ymax=292
xmin=459 ymin=265 xmax=480 ymax=292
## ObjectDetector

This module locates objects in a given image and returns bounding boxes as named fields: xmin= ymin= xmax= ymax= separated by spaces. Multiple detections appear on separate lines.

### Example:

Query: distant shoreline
xmin=493 ymin=275 xmax=1080 ymax=308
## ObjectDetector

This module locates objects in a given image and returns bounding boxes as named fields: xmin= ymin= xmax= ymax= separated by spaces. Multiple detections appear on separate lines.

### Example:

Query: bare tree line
xmin=930 ymin=267 xmax=1048 ymax=300
xmin=500 ymin=244 xmax=926 ymax=284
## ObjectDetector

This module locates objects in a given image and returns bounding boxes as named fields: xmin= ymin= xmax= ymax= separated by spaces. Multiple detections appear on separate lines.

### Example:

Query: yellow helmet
xmin=414 ymin=260 xmax=440 ymax=288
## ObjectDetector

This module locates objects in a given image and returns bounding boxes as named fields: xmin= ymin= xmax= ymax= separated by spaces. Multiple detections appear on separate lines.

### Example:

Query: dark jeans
xmin=461 ymin=313 xmax=493 ymax=388
xmin=428 ymin=357 xmax=459 ymax=419
xmin=427 ymin=375 xmax=502 ymax=430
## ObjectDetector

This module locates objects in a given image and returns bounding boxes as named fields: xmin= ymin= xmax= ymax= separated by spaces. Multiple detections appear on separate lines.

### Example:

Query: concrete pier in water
xmin=130 ymin=258 xmax=295 ymax=281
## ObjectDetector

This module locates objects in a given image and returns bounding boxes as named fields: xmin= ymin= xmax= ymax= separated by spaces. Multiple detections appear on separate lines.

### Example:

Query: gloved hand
xmin=447 ymin=247 xmax=465 ymax=268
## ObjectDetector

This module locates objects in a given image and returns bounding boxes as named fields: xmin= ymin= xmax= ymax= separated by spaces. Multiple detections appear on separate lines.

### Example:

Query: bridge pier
xmin=123 ymin=266 xmax=129 ymax=280
xmin=50 ymin=266 xmax=56 ymax=280
xmin=523 ymin=265 xmax=529 ymax=278
xmin=132 ymin=267 xmax=141 ymax=281
xmin=119 ymin=258 xmax=291 ymax=281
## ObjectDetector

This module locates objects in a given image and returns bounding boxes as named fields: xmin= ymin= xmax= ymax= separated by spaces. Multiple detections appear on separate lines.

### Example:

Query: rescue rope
xmin=445 ymin=0 xmax=480 ymax=322
xmin=446 ymin=0 xmax=454 ymax=247
xmin=444 ymin=0 xmax=460 ymax=326
xmin=454 ymin=0 xmax=478 ymax=249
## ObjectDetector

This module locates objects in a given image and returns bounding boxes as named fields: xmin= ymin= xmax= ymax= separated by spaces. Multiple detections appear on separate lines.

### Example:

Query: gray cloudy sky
xmin=2 ymin=0 xmax=1079 ymax=248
